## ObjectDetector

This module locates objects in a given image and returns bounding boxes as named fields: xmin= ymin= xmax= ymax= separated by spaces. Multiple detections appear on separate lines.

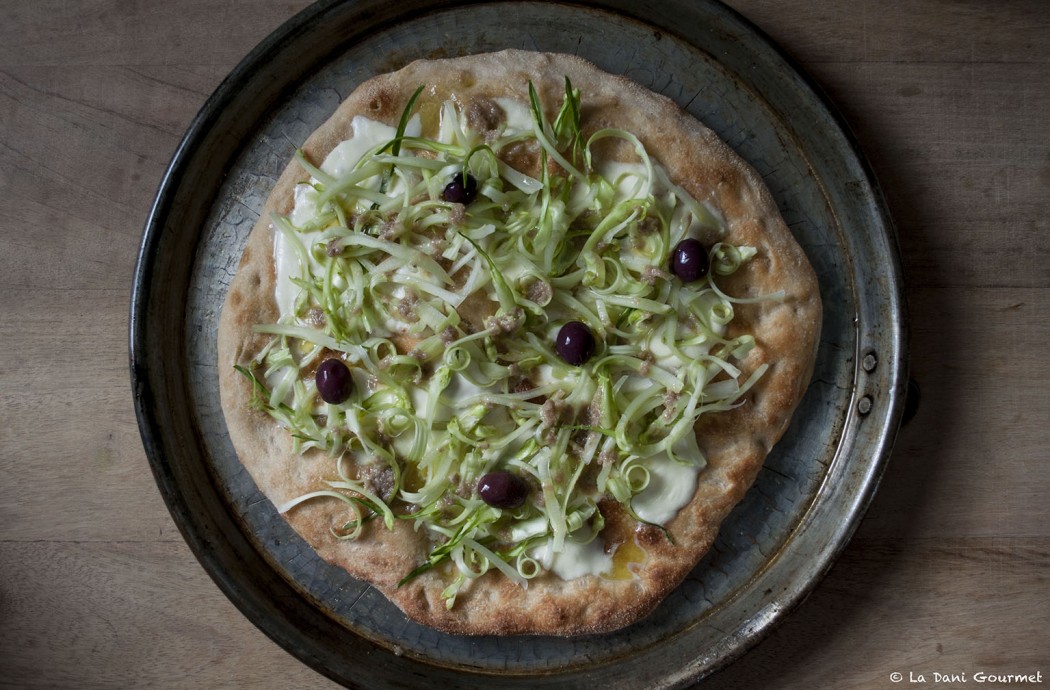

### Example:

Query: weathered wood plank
xmin=0 ymin=65 xmax=221 ymax=246
xmin=0 ymin=539 xmax=1043 ymax=688
xmin=812 ymin=63 xmax=1050 ymax=270
xmin=727 ymin=0 xmax=1050 ymax=66
xmin=3 ymin=1 xmax=1046 ymax=68
xmin=704 ymin=537 xmax=1050 ymax=689
xmin=0 ymin=1 xmax=314 ymax=67
xmin=0 ymin=540 xmax=338 ymax=689
xmin=0 ymin=287 xmax=179 ymax=543
xmin=857 ymin=287 xmax=1050 ymax=541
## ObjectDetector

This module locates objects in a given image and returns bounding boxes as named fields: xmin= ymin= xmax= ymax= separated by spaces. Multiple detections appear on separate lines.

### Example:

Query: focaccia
xmin=218 ymin=50 xmax=821 ymax=635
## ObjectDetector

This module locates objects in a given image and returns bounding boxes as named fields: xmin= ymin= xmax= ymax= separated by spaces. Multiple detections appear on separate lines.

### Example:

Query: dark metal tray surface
xmin=131 ymin=1 xmax=907 ymax=687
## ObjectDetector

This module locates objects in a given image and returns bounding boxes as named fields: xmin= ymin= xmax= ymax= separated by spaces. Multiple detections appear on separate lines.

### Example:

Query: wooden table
xmin=2 ymin=2 xmax=1047 ymax=687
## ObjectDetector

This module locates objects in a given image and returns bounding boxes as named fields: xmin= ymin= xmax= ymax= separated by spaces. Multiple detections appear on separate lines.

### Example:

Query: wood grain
xmin=703 ymin=538 xmax=1050 ymax=689
xmin=0 ymin=0 xmax=1047 ymax=687
xmin=0 ymin=541 xmax=334 ymax=689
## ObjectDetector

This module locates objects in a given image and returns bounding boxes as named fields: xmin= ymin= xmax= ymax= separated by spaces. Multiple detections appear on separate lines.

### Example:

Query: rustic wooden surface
xmin=1 ymin=1 xmax=1047 ymax=687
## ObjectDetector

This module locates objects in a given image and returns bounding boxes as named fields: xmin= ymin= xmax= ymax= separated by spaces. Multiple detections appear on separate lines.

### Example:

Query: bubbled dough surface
xmin=217 ymin=50 xmax=822 ymax=636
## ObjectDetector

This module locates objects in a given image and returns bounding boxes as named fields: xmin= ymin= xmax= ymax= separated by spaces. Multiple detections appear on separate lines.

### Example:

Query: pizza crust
xmin=218 ymin=50 xmax=821 ymax=635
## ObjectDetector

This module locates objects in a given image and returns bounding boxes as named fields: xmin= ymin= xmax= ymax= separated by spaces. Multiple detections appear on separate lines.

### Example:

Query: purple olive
xmin=671 ymin=238 xmax=710 ymax=282
xmin=315 ymin=358 xmax=353 ymax=404
xmin=478 ymin=471 xmax=529 ymax=509
xmin=441 ymin=173 xmax=478 ymax=205
xmin=555 ymin=321 xmax=596 ymax=366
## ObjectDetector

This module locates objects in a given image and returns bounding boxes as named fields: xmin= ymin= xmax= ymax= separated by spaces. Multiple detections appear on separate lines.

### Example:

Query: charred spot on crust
xmin=635 ymin=523 xmax=666 ymax=547
xmin=365 ymin=85 xmax=397 ymax=119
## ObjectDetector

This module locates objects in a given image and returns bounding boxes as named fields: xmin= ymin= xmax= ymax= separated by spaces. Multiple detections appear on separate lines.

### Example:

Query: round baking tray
xmin=130 ymin=0 xmax=908 ymax=687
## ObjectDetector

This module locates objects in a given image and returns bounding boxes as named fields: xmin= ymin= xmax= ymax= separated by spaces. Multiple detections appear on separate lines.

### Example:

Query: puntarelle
xmin=235 ymin=79 xmax=773 ymax=608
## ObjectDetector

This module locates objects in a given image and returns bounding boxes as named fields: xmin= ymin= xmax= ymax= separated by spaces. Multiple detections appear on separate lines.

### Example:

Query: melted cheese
xmin=273 ymin=229 xmax=309 ymax=318
xmin=326 ymin=116 xmax=405 ymax=177
xmin=632 ymin=451 xmax=702 ymax=525
xmin=530 ymin=535 xmax=612 ymax=580
xmin=277 ymin=114 xmax=421 ymax=320
xmin=550 ymin=538 xmax=612 ymax=580
xmin=601 ymin=160 xmax=651 ymax=200
xmin=510 ymin=516 xmax=548 ymax=542
xmin=493 ymin=97 xmax=534 ymax=134
xmin=516 ymin=517 xmax=619 ymax=580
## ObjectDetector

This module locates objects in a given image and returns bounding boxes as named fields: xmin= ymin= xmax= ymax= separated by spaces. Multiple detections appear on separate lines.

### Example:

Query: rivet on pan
xmin=862 ymin=352 xmax=877 ymax=372
xmin=857 ymin=395 xmax=873 ymax=415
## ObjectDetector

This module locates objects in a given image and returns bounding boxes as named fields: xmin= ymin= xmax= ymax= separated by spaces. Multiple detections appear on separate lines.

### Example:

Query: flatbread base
xmin=218 ymin=50 xmax=821 ymax=635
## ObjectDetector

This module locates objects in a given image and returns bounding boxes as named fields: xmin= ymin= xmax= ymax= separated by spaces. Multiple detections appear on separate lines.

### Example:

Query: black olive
xmin=315 ymin=358 xmax=353 ymax=404
xmin=441 ymin=173 xmax=479 ymax=205
xmin=671 ymin=238 xmax=710 ymax=282
xmin=478 ymin=471 xmax=529 ymax=509
xmin=555 ymin=321 xmax=596 ymax=366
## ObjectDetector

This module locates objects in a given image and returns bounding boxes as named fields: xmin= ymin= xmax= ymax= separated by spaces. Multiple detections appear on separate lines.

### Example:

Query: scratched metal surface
xmin=133 ymin=0 xmax=906 ymax=687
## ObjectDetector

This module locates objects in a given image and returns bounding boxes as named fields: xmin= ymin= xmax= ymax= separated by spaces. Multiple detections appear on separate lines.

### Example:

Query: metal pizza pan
xmin=131 ymin=1 xmax=907 ymax=686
